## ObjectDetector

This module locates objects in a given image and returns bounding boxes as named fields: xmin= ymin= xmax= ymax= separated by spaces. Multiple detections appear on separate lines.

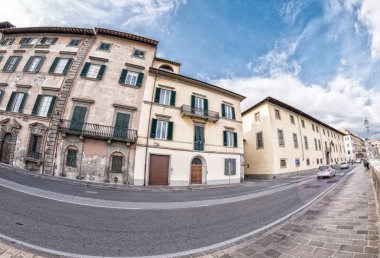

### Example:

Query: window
xmin=3 ymin=56 xmax=22 ymax=72
xmin=277 ymin=129 xmax=284 ymax=147
xmin=0 ymin=90 xmax=3 ymax=103
xmin=24 ymin=56 xmax=45 ymax=73
xmin=275 ymin=109 xmax=281 ymax=119
xmin=194 ymin=125 xmax=204 ymax=151
xmin=27 ymin=134 xmax=42 ymax=160
xmin=318 ymin=139 xmax=321 ymax=150
xmin=256 ymin=132 xmax=264 ymax=149
xmin=295 ymin=158 xmax=300 ymax=167
xmin=150 ymin=119 xmax=173 ymax=140
xmin=312 ymin=124 xmax=315 ymax=131
xmin=154 ymin=88 xmax=175 ymax=106
xmin=290 ymin=115 xmax=295 ymax=124
xmin=111 ymin=155 xmax=123 ymax=172
xmin=301 ymin=120 xmax=305 ymax=128
xmin=323 ymin=129 xmax=325 ymax=135
xmin=37 ymin=37 xmax=57 ymax=45
xmin=49 ymin=57 xmax=72 ymax=74
xmin=320 ymin=158 xmax=323 ymax=164
xmin=19 ymin=37 xmax=33 ymax=44
xmin=98 ymin=42 xmax=111 ymax=51
xmin=1 ymin=38 xmax=14 ymax=46
xmin=317 ymin=159 xmax=319 ymax=165
xmin=304 ymin=136 xmax=308 ymax=150
xmin=254 ymin=112 xmax=260 ymax=122
xmin=68 ymin=39 xmax=81 ymax=46
xmin=224 ymin=131 xmax=237 ymax=147
xmin=224 ymin=159 xmax=236 ymax=175
xmin=159 ymin=65 xmax=173 ymax=72
xmin=80 ymin=62 xmax=106 ymax=80
xmin=314 ymin=138 xmax=318 ymax=150
xmin=119 ymin=69 xmax=144 ymax=87
xmin=6 ymin=92 xmax=27 ymax=113
xmin=222 ymin=104 xmax=235 ymax=120
xmin=306 ymin=158 xmax=310 ymax=166
xmin=32 ymin=95 xmax=55 ymax=117
xmin=133 ymin=49 xmax=145 ymax=58
xmin=293 ymin=133 xmax=298 ymax=148
xmin=316 ymin=126 xmax=319 ymax=133
xmin=66 ymin=149 xmax=78 ymax=167
xmin=348 ymin=150 xmax=350 ymax=154
xmin=280 ymin=159 xmax=286 ymax=168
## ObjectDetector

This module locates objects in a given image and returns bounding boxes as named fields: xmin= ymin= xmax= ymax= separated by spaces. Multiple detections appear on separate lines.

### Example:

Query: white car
xmin=317 ymin=165 xmax=336 ymax=178
xmin=340 ymin=162 xmax=349 ymax=169
xmin=355 ymin=159 xmax=362 ymax=163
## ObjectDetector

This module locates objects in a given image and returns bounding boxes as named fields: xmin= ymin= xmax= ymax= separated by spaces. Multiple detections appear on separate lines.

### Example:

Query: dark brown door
xmin=0 ymin=134 xmax=12 ymax=164
xmin=191 ymin=158 xmax=202 ymax=184
xmin=149 ymin=154 xmax=169 ymax=185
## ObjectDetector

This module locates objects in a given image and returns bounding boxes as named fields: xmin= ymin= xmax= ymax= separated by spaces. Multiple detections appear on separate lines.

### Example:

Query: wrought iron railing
xmin=180 ymin=105 xmax=219 ymax=121
xmin=58 ymin=119 xmax=138 ymax=142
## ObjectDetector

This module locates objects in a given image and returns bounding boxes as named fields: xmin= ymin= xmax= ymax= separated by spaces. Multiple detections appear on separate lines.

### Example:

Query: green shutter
xmin=50 ymin=38 xmax=58 ymax=45
xmin=47 ymin=96 xmax=56 ymax=117
xmin=80 ymin=62 xmax=90 ymax=77
xmin=119 ymin=69 xmax=127 ymax=84
xmin=0 ymin=56 xmax=3 ymax=62
xmin=18 ymin=93 xmax=28 ymax=113
xmin=49 ymin=57 xmax=60 ymax=74
xmin=150 ymin=119 xmax=157 ymax=138
xmin=170 ymin=91 xmax=176 ymax=106
xmin=0 ymin=90 xmax=3 ymax=103
xmin=154 ymin=88 xmax=161 ymax=103
xmin=23 ymin=56 xmax=34 ymax=72
xmin=113 ymin=113 xmax=130 ymax=138
xmin=35 ymin=56 xmax=45 ymax=73
xmin=167 ymin=121 xmax=173 ymax=140
xmin=232 ymin=107 xmax=236 ymax=120
xmin=96 ymin=64 xmax=106 ymax=80
xmin=204 ymin=99 xmax=208 ymax=110
xmin=62 ymin=58 xmax=73 ymax=75
xmin=223 ymin=131 xmax=227 ymax=146
xmin=136 ymin=72 xmax=144 ymax=87
xmin=13 ymin=56 xmax=21 ymax=71
xmin=6 ymin=92 xmax=16 ymax=111
xmin=31 ymin=95 xmax=43 ymax=115
xmin=224 ymin=159 xmax=228 ymax=175
xmin=3 ymin=56 xmax=13 ymax=71
xmin=221 ymin=103 xmax=226 ymax=117
xmin=191 ymin=95 xmax=195 ymax=107
xmin=40 ymin=37 xmax=48 ymax=44
xmin=233 ymin=132 xmax=238 ymax=147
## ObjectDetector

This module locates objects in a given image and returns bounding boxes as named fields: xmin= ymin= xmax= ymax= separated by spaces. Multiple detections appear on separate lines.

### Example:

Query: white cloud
xmin=212 ymin=73 xmax=380 ymax=139
xmin=0 ymin=0 xmax=185 ymax=33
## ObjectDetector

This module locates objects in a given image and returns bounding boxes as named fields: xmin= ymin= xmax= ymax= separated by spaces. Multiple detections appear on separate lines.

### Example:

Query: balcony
xmin=180 ymin=105 xmax=219 ymax=122
xmin=58 ymin=120 xmax=138 ymax=143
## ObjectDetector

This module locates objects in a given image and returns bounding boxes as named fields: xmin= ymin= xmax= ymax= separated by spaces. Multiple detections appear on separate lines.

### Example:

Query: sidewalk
xmin=201 ymin=167 xmax=380 ymax=258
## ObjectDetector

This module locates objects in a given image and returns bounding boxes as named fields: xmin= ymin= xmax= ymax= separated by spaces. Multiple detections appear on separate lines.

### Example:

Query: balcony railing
xmin=180 ymin=105 xmax=219 ymax=122
xmin=58 ymin=120 xmax=138 ymax=142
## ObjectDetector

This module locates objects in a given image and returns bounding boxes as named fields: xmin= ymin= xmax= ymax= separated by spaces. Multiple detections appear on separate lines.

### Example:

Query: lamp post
xmin=364 ymin=117 xmax=371 ymax=159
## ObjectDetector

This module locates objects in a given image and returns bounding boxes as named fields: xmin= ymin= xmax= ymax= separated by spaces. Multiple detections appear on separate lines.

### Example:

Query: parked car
xmin=355 ymin=159 xmax=362 ymax=163
xmin=317 ymin=165 xmax=336 ymax=178
xmin=340 ymin=162 xmax=349 ymax=169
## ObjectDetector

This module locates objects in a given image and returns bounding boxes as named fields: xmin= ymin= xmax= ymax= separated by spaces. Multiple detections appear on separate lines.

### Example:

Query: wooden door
xmin=113 ymin=112 xmax=130 ymax=139
xmin=70 ymin=106 xmax=87 ymax=131
xmin=191 ymin=158 xmax=202 ymax=184
xmin=149 ymin=154 xmax=169 ymax=185
xmin=0 ymin=134 xmax=12 ymax=164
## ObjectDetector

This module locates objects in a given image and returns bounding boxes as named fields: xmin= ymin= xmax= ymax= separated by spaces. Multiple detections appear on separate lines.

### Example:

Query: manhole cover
xmin=326 ymin=180 xmax=339 ymax=183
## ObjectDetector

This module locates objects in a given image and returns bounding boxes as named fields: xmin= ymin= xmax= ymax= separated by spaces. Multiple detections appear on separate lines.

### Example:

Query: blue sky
xmin=1 ymin=0 xmax=380 ymax=138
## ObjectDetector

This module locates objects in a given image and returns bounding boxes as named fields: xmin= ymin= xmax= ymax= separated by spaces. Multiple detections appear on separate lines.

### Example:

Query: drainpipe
xmin=296 ymin=115 xmax=304 ymax=161
xmin=124 ymin=142 xmax=131 ymax=184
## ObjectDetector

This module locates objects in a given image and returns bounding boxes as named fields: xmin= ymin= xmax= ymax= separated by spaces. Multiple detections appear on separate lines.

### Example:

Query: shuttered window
xmin=6 ymin=92 xmax=27 ymax=113
xmin=99 ymin=43 xmax=111 ymax=51
xmin=224 ymin=131 xmax=237 ymax=147
xmin=49 ymin=57 xmax=72 ymax=74
xmin=31 ymin=95 xmax=56 ymax=117
xmin=221 ymin=104 xmax=235 ymax=120
xmin=256 ymin=132 xmax=264 ymax=149
xmin=3 ymin=56 xmax=22 ymax=71
xmin=27 ymin=134 xmax=42 ymax=160
xmin=278 ymin=129 xmax=284 ymax=147
xmin=194 ymin=125 xmax=205 ymax=151
xmin=24 ymin=56 xmax=45 ymax=73
xmin=81 ymin=62 xmax=106 ymax=80
xmin=224 ymin=159 xmax=236 ymax=175
xmin=68 ymin=39 xmax=81 ymax=46
xmin=119 ymin=69 xmax=143 ymax=87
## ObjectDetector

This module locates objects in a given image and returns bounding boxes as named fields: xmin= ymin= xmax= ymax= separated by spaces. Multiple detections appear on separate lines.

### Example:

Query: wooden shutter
xmin=232 ymin=107 xmax=236 ymax=120
xmin=18 ymin=93 xmax=28 ymax=113
xmin=31 ymin=95 xmax=43 ymax=115
xmin=115 ymin=113 xmax=130 ymax=128
xmin=72 ymin=106 xmax=87 ymax=122
xmin=150 ymin=119 xmax=157 ymax=138
xmin=6 ymin=92 xmax=16 ymax=111
xmin=49 ymin=57 xmax=60 ymax=74
xmin=136 ymin=72 xmax=144 ymax=87
xmin=62 ymin=58 xmax=73 ymax=75
xmin=3 ymin=56 xmax=13 ymax=71
xmin=13 ymin=56 xmax=22 ymax=71
xmin=35 ymin=56 xmax=45 ymax=73
xmin=154 ymin=88 xmax=161 ymax=103
xmin=191 ymin=95 xmax=195 ymax=107
xmin=233 ymin=132 xmax=238 ymax=147
xmin=224 ymin=159 xmax=228 ymax=175
xmin=223 ymin=131 xmax=227 ymax=146
xmin=23 ymin=56 xmax=34 ymax=72
xmin=119 ymin=69 xmax=127 ymax=84
xmin=221 ymin=103 xmax=226 ymax=117
xmin=80 ymin=62 xmax=91 ymax=77
xmin=170 ymin=91 xmax=176 ymax=106
xmin=40 ymin=37 xmax=48 ymax=44
xmin=204 ymin=99 xmax=208 ymax=110
xmin=47 ymin=96 xmax=56 ymax=117
xmin=50 ymin=38 xmax=58 ymax=45
xmin=167 ymin=121 xmax=173 ymax=140
xmin=96 ymin=64 xmax=106 ymax=80
xmin=0 ymin=90 xmax=3 ymax=103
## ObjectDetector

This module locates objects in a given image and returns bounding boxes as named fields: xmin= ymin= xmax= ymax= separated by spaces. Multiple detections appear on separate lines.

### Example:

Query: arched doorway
xmin=191 ymin=157 xmax=202 ymax=184
xmin=0 ymin=133 xmax=13 ymax=164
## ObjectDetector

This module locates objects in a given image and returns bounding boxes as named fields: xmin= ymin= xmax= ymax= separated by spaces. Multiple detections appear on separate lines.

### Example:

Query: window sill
xmin=49 ymin=72 xmax=66 ymax=76
xmin=34 ymin=44 xmax=51 ymax=49
xmin=109 ymin=170 xmax=123 ymax=173
xmin=2 ymin=70 xmax=16 ymax=73
xmin=19 ymin=44 xmax=34 ymax=48
xmin=81 ymin=76 xmax=101 ymax=81
xmin=66 ymin=165 xmax=77 ymax=168
xmin=119 ymin=83 xmax=140 ymax=88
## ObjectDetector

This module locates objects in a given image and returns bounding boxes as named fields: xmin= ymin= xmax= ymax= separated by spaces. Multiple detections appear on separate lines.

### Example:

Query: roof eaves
xmin=95 ymin=27 xmax=158 ymax=47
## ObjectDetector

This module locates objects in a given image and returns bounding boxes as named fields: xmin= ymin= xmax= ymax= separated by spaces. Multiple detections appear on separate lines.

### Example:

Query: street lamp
xmin=364 ymin=117 xmax=372 ymax=159
xmin=364 ymin=117 xmax=369 ymax=136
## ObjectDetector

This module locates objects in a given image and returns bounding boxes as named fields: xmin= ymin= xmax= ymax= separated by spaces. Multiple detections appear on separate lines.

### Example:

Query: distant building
xmin=242 ymin=97 xmax=346 ymax=179
xmin=370 ymin=139 xmax=380 ymax=159
xmin=340 ymin=129 xmax=366 ymax=162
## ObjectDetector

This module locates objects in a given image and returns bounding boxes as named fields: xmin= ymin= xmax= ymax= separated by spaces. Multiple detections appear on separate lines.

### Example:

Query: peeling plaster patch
xmin=11 ymin=73 xmax=23 ymax=84
xmin=34 ymin=74 xmax=46 ymax=86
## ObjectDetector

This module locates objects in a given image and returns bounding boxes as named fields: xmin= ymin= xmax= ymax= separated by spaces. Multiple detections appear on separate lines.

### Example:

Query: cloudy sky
xmin=1 ymin=0 xmax=379 ymax=138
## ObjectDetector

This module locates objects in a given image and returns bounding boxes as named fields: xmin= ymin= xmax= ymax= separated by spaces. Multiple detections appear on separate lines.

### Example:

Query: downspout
xmin=296 ymin=115 xmax=304 ymax=161
xmin=124 ymin=142 xmax=131 ymax=184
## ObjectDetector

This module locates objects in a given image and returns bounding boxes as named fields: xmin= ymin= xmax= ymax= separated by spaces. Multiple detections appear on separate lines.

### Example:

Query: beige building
xmin=242 ymin=97 xmax=346 ymax=178
xmin=370 ymin=139 xmax=380 ymax=159
xmin=340 ymin=129 xmax=366 ymax=161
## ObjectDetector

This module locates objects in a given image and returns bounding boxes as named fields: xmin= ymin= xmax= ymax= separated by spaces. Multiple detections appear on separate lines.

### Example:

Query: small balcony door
xmin=70 ymin=106 xmax=87 ymax=132
xmin=194 ymin=125 xmax=204 ymax=151
xmin=113 ymin=112 xmax=130 ymax=139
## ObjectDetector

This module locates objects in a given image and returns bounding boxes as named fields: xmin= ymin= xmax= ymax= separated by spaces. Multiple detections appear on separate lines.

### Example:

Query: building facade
xmin=242 ymin=97 xmax=346 ymax=179
xmin=0 ymin=24 xmax=246 ymax=186
xmin=340 ymin=129 xmax=366 ymax=162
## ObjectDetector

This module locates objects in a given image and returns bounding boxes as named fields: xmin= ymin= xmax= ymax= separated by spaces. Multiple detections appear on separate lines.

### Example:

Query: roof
xmin=243 ymin=96 xmax=345 ymax=135
xmin=0 ymin=21 xmax=15 ymax=29
xmin=0 ymin=26 xmax=95 ymax=35
xmin=95 ymin=27 xmax=158 ymax=47
xmin=154 ymin=57 xmax=181 ymax=66
xmin=149 ymin=67 xmax=246 ymax=101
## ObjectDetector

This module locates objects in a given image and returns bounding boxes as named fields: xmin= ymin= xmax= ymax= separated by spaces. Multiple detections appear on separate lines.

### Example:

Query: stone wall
xmin=370 ymin=159 xmax=380 ymax=215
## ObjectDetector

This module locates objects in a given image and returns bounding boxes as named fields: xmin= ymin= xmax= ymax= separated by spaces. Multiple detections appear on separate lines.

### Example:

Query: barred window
xmin=111 ymin=155 xmax=123 ymax=172
xmin=224 ymin=159 xmax=236 ymax=175
xmin=66 ymin=149 xmax=77 ymax=167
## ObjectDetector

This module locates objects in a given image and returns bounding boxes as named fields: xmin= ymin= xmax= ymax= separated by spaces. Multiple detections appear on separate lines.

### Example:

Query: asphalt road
xmin=0 ymin=166 xmax=355 ymax=257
